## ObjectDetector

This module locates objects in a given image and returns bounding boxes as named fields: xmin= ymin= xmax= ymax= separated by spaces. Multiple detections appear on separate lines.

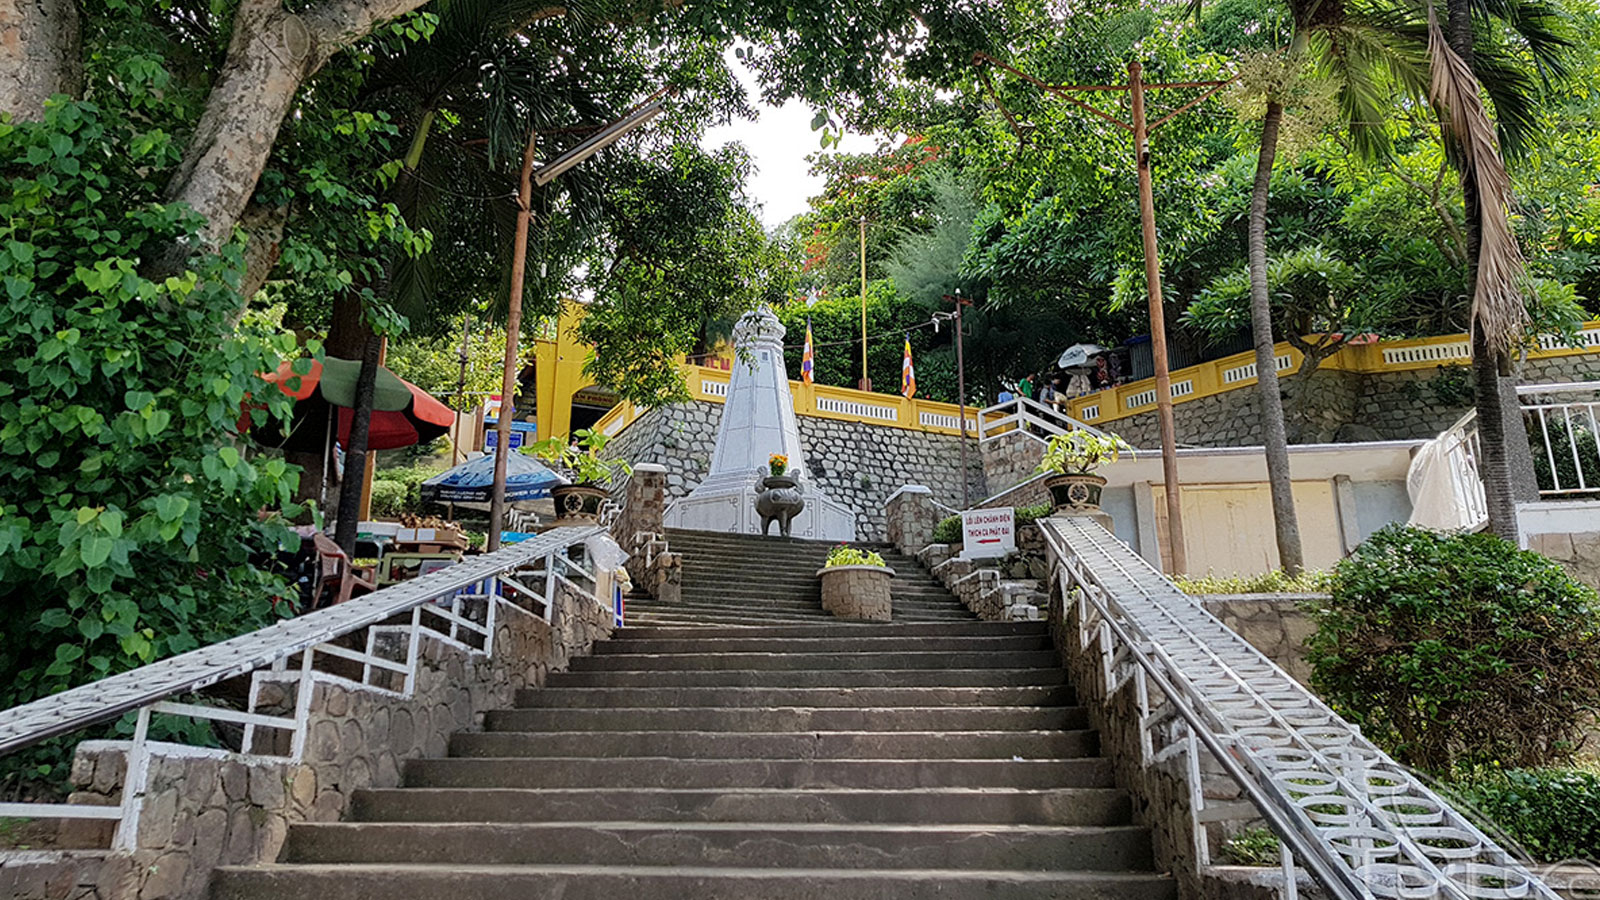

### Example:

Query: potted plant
xmin=528 ymin=428 xmax=632 ymax=523
xmin=816 ymin=544 xmax=896 ymax=621
xmin=1035 ymin=430 xmax=1132 ymax=513
xmin=755 ymin=452 xmax=805 ymax=537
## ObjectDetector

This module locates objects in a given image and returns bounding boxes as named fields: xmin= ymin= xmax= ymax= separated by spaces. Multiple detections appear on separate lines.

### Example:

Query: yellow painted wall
xmin=533 ymin=304 xmax=594 ymax=441
xmin=1153 ymin=482 xmax=1345 ymax=576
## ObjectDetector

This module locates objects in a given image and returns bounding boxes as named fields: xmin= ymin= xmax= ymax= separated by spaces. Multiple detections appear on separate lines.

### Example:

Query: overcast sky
xmin=701 ymin=57 xmax=882 ymax=231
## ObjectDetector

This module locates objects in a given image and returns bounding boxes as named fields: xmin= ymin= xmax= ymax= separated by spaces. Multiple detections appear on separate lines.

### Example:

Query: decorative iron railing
xmin=1042 ymin=516 xmax=1561 ymax=900
xmin=1521 ymin=381 xmax=1600 ymax=498
xmin=0 ymin=525 xmax=605 ymax=851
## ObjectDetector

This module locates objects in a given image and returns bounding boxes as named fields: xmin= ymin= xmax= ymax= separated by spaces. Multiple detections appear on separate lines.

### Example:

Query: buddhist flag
xmin=901 ymin=334 xmax=916 ymax=398
xmin=801 ymin=318 xmax=815 ymax=385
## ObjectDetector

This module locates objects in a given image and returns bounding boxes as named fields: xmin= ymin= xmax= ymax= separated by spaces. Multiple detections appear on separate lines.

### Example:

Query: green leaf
xmin=218 ymin=446 xmax=240 ymax=468
xmin=80 ymin=534 xmax=113 ymax=568
xmin=39 ymin=608 xmax=71 ymax=629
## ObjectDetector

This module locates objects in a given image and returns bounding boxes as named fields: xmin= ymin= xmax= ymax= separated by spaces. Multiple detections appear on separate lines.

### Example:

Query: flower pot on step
xmin=1044 ymin=472 xmax=1107 ymax=513
xmin=816 ymin=564 xmax=896 ymax=622
xmin=551 ymin=483 xmax=608 ymax=523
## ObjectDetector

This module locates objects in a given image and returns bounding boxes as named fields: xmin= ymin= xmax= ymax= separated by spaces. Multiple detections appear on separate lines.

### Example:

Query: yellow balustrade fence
xmin=592 ymin=324 xmax=1600 ymax=441
xmin=1065 ymin=323 xmax=1600 ymax=426
xmin=593 ymin=365 xmax=983 ymax=439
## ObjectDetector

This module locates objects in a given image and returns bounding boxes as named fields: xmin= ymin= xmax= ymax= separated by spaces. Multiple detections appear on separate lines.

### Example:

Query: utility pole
xmin=973 ymin=54 xmax=1234 ymax=575
xmin=487 ymin=128 xmax=537 ymax=553
xmin=940 ymin=293 xmax=975 ymax=507
xmin=858 ymin=217 xmax=871 ymax=392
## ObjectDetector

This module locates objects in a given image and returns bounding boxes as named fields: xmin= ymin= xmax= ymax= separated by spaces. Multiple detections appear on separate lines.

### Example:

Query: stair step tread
xmin=404 ymin=757 xmax=1114 ymax=790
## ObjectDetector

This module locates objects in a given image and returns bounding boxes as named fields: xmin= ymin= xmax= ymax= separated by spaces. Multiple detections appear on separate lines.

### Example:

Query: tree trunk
xmin=1247 ymin=99 xmax=1305 ymax=574
xmin=1448 ymin=0 xmax=1536 ymax=539
xmin=0 ymin=0 xmax=81 ymax=120
xmin=238 ymin=201 xmax=291 ymax=303
xmin=335 ymin=331 xmax=382 ymax=556
xmin=160 ymin=0 xmax=432 ymax=255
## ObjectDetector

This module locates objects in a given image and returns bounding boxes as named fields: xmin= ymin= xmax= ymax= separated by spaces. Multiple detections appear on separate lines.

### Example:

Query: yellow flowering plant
xmin=768 ymin=453 xmax=789 ymax=476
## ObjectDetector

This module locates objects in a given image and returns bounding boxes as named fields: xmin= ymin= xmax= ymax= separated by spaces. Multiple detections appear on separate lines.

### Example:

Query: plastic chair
xmin=310 ymin=533 xmax=378 ymax=609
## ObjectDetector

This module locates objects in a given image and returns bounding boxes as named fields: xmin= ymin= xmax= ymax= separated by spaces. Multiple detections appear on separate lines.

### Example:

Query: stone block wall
xmin=818 ymin=566 xmax=894 ymax=621
xmin=2 ymin=581 xmax=614 ymax=900
xmin=604 ymin=402 xmax=985 ymax=540
xmin=1526 ymin=530 xmax=1600 ymax=592
xmin=1199 ymin=594 xmax=1321 ymax=685
xmin=1098 ymin=355 xmax=1600 ymax=449
xmin=979 ymin=430 xmax=1044 ymax=496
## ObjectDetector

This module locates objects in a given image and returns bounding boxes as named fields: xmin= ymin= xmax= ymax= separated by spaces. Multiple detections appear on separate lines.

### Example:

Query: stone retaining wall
xmin=1 ymin=581 xmax=614 ymax=900
xmin=1198 ymin=594 xmax=1321 ymax=685
xmin=1100 ymin=356 xmax=1599 ymax=448
xmin=818 ymin=566 xmax=894 ymax=621
xmin=604 ymin=402 xmax=985 ymax=540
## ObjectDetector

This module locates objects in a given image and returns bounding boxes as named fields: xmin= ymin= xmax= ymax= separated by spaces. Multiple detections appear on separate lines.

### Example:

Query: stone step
xmin=512 ymin=685 xmax=1077 ymax=710
xmin=213 ymin=863 xmax=1176 ymax=900
xmin=680 ymin=565 xmax=941 ymax=584
xmin=674 ymin=589 xmax=963 ymax=606
xmin=567 ymin=650 xmax=1062 ymax=672
xmin=404 ymin=756 xmax=1115 ymax=791
xmin=624 ymin=613 xmax=836 ymax=628
xmin=609 ymin=621 xmax=1046 ymax=639
xmin=547 ymin=667 xmax=1068 ymax=689
xmin=592 ymin=634 xmax=1050 ymax=655
xmin=483 ymin=705 xmax=1088 ymax=733
xmin=449 ymin=729 xmax=1099 ymax=760
xmin=281 ymin=821 xmax=1154 ymax=871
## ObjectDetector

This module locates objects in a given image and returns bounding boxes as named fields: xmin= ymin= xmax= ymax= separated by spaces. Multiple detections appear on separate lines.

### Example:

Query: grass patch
xmin=1221 ymin=827 xmax=1281 ymax=866
xmin=1173 ymin=569 xmax=1333 ymax=595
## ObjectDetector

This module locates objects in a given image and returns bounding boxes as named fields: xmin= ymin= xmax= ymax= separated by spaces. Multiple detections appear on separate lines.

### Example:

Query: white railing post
xmin=110 ymin=705 xmax=153 ymax=852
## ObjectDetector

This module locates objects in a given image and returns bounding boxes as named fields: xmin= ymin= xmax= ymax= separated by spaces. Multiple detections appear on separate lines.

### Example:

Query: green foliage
xmin=1220 ymin=827 xmax=1282 ymax=867
xmin=1307 ymin=525 xmax=1600 ymax=771
xmin=1014 ymin=503 xmax=1053 ymax=526
xmin=1036 ymin=431 xmax=1133 ymax=476
xmin=529 ymin=429 xmax=631 ymax=487
xmin=0 ymin=99 xmax=302 ymax=713
xmin=384 ymin=317 xmax=512 ymax=413
xmin=369 ymin=480 xmax=409 ymax=518
xmin=579 ymin=144 xmax=791 ymax=407
xmin=1528 ymin=414 xmax=1600 ymax=495
xmin=1442 ymin=765 xmax=1600 ymax=860
xmin=1173 ymin=569 xmax=1334 ymax=595
xmin=776 ymin=280 xmax=961 ymax=403
xmin=824 ymin=546 xmax=887 ymax=568
xmin=931 ymin=515 xmax=963 ymax=544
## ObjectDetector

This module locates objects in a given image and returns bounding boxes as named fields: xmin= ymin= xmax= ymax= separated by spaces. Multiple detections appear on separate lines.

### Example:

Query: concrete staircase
xmin=625 ymin=529 xmax=978 ymax=626
xmin=212 ymin=530 xmax=1173 ymax=899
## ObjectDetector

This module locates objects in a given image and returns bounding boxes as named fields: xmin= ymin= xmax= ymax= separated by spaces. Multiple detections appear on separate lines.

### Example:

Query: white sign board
xmin=961 ymin=508 xmax=1015 ymax=559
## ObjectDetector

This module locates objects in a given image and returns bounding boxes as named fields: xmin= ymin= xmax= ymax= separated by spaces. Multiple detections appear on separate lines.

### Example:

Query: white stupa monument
xmin=664 ymin=305 xmax=856 ymax=540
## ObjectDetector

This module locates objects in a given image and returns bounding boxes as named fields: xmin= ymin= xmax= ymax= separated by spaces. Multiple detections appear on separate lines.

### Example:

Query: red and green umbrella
xmin=258 ymin=357 xmax=456 ymax=452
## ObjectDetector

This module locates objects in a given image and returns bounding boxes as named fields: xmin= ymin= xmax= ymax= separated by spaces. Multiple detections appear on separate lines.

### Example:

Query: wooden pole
xmin=952 ymin=294 xmax=971 ymax=508
xmin=1129 ymin=61 xmax=1187 ymax=575
xmin=858 ymin=217 xmax=871 ymax=392
xmin=453 ymin=314 xmax=470 ymax=466
xmin=356 ymin=336 xmax=387 ymax=522
xmin=488 ymin=128 xmax=537 ymax=552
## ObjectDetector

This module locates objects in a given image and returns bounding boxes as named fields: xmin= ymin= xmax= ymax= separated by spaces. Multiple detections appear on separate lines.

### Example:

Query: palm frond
xmin=1425 ymin=9 xmax=1528 ymax=360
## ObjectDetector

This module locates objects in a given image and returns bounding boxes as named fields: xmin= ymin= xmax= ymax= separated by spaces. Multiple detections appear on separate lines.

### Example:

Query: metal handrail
xmin=977 ymin=395 xmax=1106 ymax=443
xmin=1041 ymin=516 xmax=1562 ymax=900
xmin=0 ymin=525 xmax=600 ymax=756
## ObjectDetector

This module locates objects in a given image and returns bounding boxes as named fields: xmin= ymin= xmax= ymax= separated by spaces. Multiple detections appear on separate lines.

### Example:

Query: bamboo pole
xmin=859 ymin=217 xmax=871 ymax=392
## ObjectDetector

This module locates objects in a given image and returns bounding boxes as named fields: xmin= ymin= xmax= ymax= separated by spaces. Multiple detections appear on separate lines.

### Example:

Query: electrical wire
xmin=780 ymin=314 xmax=957 ymax=351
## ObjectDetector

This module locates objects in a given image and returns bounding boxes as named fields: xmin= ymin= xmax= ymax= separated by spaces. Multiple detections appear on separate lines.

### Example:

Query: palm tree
xmin=1230 ymin=0 xmax=1565 ymax=568
xmin=1427 ymin=0 xmax=1568 ymax=539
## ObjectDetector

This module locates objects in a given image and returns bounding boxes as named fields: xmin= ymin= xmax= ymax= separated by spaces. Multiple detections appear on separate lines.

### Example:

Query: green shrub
xmin=1220 ymin=827 xmax=1281 ymax=866
xmin=369 ymin=480 xmax=408 ymax=518
xmin=1174 ymin=569 xmax=1333 ymax=595
xmin=824 ymin=545 xmax=886 ymax=568
xmin=1014 ymin=503 xmax=1053 ymax=526
xmin=1442 ymin=766 xmax=1600 ymax=860
xmin=1529 ymin=416 xmax=1600 ymax=495
xmin=1308 ymin=525 xmax=1600 ymax=771
xmin=931 ymin=515 xmax=962 ymax=544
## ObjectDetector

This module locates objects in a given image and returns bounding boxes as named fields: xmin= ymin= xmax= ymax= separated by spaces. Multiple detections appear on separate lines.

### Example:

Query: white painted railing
xmin=1044 ymin=516 xmax=1562 ymax=900
xmin=976 ymin=395 xmax=1107 ymax=444
xmin=1421 ymin=382 xmax=1600 ymax=531
xmin=1521 ymin=382 xmax=1600 ymax=497
xmin=0 ymin=526 xmax=607 ymax=850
